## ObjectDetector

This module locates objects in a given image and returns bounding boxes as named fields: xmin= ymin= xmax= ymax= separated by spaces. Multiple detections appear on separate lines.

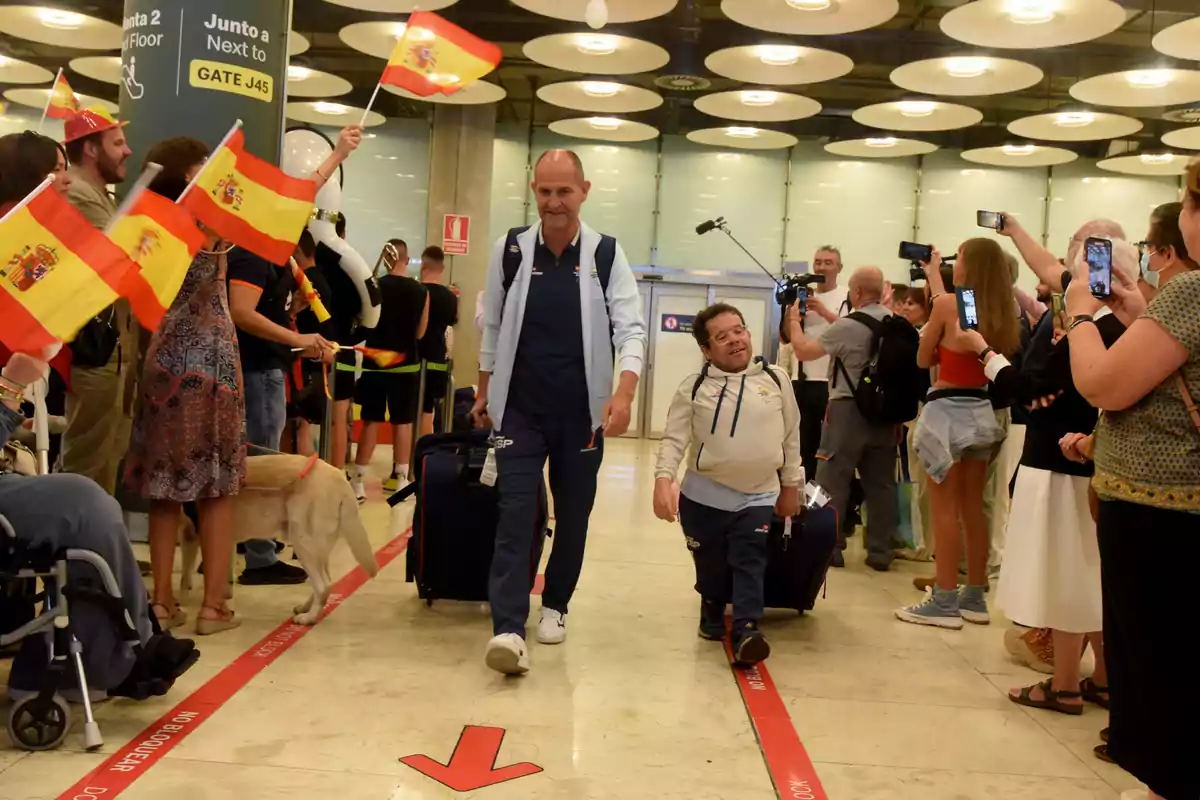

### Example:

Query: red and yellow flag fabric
xmin=291 ymin=259 xmax=330 ymax=323
xmin=380 ymin=11 xmax=501 ymax=98
xmin=45 ymin=72 xmax=80 ymax=120
xmin=180 ymin=128 xmax=316 ymax=266
xmin=109 ymin=190 xmax=207 ymax=332
xmin=354 ymin=346 xmax=405 ymax=369
xmin=0 ymin=188 xmax=136 ymax=354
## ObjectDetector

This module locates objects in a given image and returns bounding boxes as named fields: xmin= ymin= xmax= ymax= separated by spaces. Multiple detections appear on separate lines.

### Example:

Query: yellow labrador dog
xmin=180 ymin=454 xmax=379 ymax=624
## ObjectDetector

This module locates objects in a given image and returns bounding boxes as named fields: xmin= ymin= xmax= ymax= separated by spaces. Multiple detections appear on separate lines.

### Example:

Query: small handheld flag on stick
xmin=290 ymin=257 xmax=330 ymax=322
xmin=290 ymin=344 xmax=405 ymax=369
xmin=39 ymin=69 xmax=80 ymax=132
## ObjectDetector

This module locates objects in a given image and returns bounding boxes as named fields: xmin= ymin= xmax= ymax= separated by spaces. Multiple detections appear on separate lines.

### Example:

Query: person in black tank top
xmin=417 ymin=246 xmax=459 ymax=436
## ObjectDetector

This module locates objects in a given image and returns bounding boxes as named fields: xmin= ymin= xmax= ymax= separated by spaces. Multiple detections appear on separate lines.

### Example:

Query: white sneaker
xmin=537 ymin=608 xmax=566 ymax=645
xmin=485 ymin=633 xmax=529 ymax=675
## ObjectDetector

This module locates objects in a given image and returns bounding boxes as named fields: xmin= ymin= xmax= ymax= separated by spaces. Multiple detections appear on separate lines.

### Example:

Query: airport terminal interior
xmin=2 ymin=0 xmax=1199 ymax=798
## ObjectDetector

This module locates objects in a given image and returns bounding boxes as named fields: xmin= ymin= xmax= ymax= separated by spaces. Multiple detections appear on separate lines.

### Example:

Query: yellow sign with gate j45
xmin=189 ymin=60 xmax=273 ymax=103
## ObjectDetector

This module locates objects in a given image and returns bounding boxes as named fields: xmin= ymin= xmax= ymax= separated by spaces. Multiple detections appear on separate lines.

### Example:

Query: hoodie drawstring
xmin=710 ymin=378 xmax=729 ymax=435
xmin=729 ymin=375 xmax=747 ymax=437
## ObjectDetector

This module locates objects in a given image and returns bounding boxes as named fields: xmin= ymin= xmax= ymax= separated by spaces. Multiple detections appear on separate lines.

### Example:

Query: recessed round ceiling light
xmin=287 ymin=66 xmax=312 ymax=81
xmin=1125 ymin=69 xmax=1173 ymax=89
xmin=577 ymin=34 xmax=619 ymax=55
xmin=1054 ymin=111 xmax=1095 ymax=127
xmin=589 ymin=116 xmax=622 ymax=129
xmin=726 ymin=126 xmax=760 ymax=137
xmin=944 ymin=57 xmax=991 ymax=79
xmin=0 ymin=55 xmax=8 ymax=67
xmin=581 ymin=81 xmax=621 ymax=97
xmin=866 ymin=137 xmax=898 ymax=148
xmin=1140 ymin=152 xmax=1175 ymax=164
xmin=1003 ymin=144 xmax=1037 ymax=155
xmin=756 ymin=45 xmax=804 ymax=67
xmin=314 ymin=101 xmax=350 ymax=115
xmin=392 ymin=22 xmax=408 ymax=40
xmin=897 ymin=101 xmax=936 ymax=117
xmin=38 ymin=9 xmax=84 ymax=29
xmin=741 ymin=90 xmax=778 ymax=107
xmin=1006 ymin=0 xmax=1056 ymax=25
xmin=786 ymin=0 xmax=833 ymax=9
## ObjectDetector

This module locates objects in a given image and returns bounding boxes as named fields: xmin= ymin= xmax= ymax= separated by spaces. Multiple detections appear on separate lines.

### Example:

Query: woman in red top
xmin=897 ymin=238 xmax=1021 ymax=629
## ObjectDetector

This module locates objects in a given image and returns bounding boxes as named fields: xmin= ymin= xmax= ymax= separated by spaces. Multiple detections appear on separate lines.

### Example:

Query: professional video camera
xmin=776 ymin=273 xmax=826 ymax=313
xmin=899 ymin=241 xmax=956 ymax=283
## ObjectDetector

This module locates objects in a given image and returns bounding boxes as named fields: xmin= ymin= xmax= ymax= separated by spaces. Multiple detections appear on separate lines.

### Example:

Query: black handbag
xmin=69 ymin=306 xmax=119 ymax=368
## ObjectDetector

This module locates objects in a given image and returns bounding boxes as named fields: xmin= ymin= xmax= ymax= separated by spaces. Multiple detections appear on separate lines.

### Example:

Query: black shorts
xmin=356 ymin=372 xmax=419 ymax=424
xmin=333 ymin=350 xmax=357 ymax=402
xmin=422 ymin=369 xmax=449 ymax=414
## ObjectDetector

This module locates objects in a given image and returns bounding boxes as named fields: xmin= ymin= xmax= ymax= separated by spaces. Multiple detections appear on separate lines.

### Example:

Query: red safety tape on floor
xmin=56 ymin=531 xmax=411 ymax=800
xmin=727 ymin=646 xmax=829 ymax=800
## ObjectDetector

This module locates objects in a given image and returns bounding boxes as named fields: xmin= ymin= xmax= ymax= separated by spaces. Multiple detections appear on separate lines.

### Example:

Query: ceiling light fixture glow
xmin=1006 ymin=0 xmax=1056 ymax=25
xmin=897 ymin=101 xmax=936 ymax=117
xmin=313 ymin=102 xmax=350 ymax=115
xmin=581 ymin=81 xmax=621 ymax=97
xmin=589 ymin=116 xmax=622 ymax=130
xmin=1053 ymin=111 xmax=1095 ymax=127
xmin=726 ymin=126 xmax=760 ymax=138
xmin=287 ymin=66 xmax=312 ymax=82
xmin=944 ymin=57 xmax=990 ymax=79
xmin=741 ymin=90 xmax=779 ymax=107
xmin=785 ymin=0 xmax=833 ymax=10
xmin=585 ymin=0 xmax=609 ymax=29
xmin=1140 ymin=152 xmax=1174 ymax=165
xmin=1125 ymin=69 xmax=1173 ymax=89
xmin=38 ymin=9 xmax=85 ymax=29
xmin=392 ymin=22 xmax=408 ymax=40
xmin=756 ymin=45 xmax=803 ymax=67
xmin=866 ymin=137 xmax=898 ymax=148
xmin=577 ymin=34 xmax=618 ymax=56
xmin=1003 ymin=144 xmax=1037 ymax=156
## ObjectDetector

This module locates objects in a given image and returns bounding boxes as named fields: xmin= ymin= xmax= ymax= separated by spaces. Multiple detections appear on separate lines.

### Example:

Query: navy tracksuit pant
xmin=678 ymin=495 xmax=772 ymax=630
xmin=489 ymin=405 xmax=604 ymax=637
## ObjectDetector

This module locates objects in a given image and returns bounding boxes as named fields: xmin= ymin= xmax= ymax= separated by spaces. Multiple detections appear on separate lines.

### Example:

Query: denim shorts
xmin=912 ymin=389 xmax=1005 ymax=484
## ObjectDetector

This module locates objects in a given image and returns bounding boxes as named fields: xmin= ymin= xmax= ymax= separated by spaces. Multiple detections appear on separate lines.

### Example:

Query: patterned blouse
xmin=1094 ymin=270 xmax=1200 ymax=514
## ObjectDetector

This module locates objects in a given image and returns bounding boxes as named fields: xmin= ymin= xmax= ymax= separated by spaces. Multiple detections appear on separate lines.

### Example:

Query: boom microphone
xmin=695 ymin=217 xmax=723 ymax=236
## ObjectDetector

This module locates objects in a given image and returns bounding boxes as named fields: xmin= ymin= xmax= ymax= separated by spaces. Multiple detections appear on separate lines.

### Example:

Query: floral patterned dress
xmin=125 ymin=250 xmax=246 ymax=501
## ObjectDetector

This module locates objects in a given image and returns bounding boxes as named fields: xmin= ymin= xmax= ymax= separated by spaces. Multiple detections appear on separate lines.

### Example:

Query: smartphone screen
xmin=977 ymin=210 xmax=1003 ymax=231
xmin=899 ymin=241 xmax=933 ymax=262
xmin=1050 ymin=293 xmax=1066 ymax=329
xmin=956 ymin=287 xmax=978 ymax=330
xmin=1085 ymin=237 xmax=1112 ymax=299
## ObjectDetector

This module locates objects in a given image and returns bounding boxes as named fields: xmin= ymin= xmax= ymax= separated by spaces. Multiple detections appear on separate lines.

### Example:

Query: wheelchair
xmin=0 ymin=511 xmax=132 ymax=752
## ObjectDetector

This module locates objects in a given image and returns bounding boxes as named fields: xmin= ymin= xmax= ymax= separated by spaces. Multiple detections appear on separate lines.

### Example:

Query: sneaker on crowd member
xmin=1005 ymin=626 xmax=1055 ymax=674
xmin=653 ymin=303 xmax=803 ymax=667
xmin=895 ymin=586 xmax=964 ymax=629
xmin=537 ymin=607 xmax=566 ymax=645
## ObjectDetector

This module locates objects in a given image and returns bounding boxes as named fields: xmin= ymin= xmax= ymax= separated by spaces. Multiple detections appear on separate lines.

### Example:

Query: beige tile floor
xmin=0 ymin=439 xmax=1143 ymax=799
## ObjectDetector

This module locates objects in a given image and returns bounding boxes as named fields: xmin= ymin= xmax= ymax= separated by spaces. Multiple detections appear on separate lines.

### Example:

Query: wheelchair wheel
xmin=7 ymin=694 xmax=71 ymax=751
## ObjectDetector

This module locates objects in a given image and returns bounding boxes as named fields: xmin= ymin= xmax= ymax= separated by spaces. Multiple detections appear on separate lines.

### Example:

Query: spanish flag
xmin=181 ymin=127 xmax=316 ymax=266
xmin=45 ymin=72 xmax=80 ymax=120
xmin=380 ymin=11 xmax=501 ymax=98
xmin=109 ymin=190 xmax=206 ymax=331
xmin=0 ymin=185 xmax=137 ymax=355
xmin=291 ymin=258 xmax=330 ymax=323
xmin=354 ymin=346 xmax=405 ymax=368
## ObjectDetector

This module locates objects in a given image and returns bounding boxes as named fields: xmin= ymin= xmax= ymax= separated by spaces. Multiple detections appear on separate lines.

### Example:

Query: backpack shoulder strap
xmin=501 ymin=226 xmax=532 ymax=294
xmin=691 ymin=363 xmax=712 ymax=402
xmin=834 ymin=358 xmax=858 ymax=391
xmin=759 ymin=358 xmax=783 ymax=390
xmin=847 ymin=311 xmax=882 ymax=333
xmin=595 ymin=234 xmax=617 ymax=297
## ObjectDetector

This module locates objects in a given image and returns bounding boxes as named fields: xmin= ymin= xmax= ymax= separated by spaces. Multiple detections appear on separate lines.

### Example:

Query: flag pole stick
xmin=177 ymin=119 xmax=244 ymax=204
xmin=360 ymin=82 xmax=382 ymax=127
xmin=37 ymin=68 xmax=63 ymax=134
xmin=0 ymin=175 xmax=54 ymax=226
xmin=104 ymin=162 xmax=163 ymax=235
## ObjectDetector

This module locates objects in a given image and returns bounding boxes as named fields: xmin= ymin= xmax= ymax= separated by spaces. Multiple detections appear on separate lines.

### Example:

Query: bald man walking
xmin=474 ymin=150 xmax=647 ymax=674
xmin=782 ymin=267 xmax=900 ymax=572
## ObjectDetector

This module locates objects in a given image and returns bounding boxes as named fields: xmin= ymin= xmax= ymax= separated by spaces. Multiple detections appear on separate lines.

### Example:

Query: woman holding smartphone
xmin=896 ymin=239 xmax=1021 ymax=629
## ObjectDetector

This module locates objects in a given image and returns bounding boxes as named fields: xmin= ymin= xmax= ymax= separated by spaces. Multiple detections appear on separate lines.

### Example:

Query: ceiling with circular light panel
xmin=322 ymin=0 xmax=457 ymax=11
xmin=286 ymin=67 xmax=354 ymax=99
xmin=825 ymin=137 xmax=937 ymax=157
xmin=0 ymin=56 xmax=54 ymax=85
xmin=0 ymin=6 xmax=121 ymax=50
xmin=69 ymin=56 xmax=121 ymax=85
xmin=939 ymin=0 xmax=1126 ymax=50
xmin=4 ymin=87 xmax=118 ymax=115
xmin=852 ymin=100 xmax=982 ymax=132
xmin=384 ymin=80 xmax=508 ymax=105
xmin=705 ymin=45 xmax=854 ymax=86
xmin=339 ymin=20 xmax=416 ymax=60
xmin=689 ymin=127 xmax=799 ymax=149
xmin=1152 ymin=17 xmax=1200 ymax=62
xmin=524 ymin=33 xmax=671 ymax=75
xmin=538 ymin=81 xmax=664 ymax=114
xmin=288 ymin=31 xmax=310 ymax=57
xmin=512 ymin=0 xmax=679 ymax=24
xmin=694 ymin=90 xmax=821 ymax=122
xmin=1097 ymin=153 xmax=1190 ymax=176
xmin=1007 ymin=110 xmax=1143 ymax=142
xmin=889 ymin=57 xmax=1044 ymax=97
xmin=1069 ymin=69 xmax=1200 ymax=109
xmin=1162 ymin=127 xmax=1200 ymax=151
xmin=549 ymin=117 xmax=660 ymax=142
xmin=961 ymin=145 xmax=1077 ymax=167
xmin=720 ymin=0 xmax=899 ymax=36
xmin=286 ymin=102 xmax=386 ymax=128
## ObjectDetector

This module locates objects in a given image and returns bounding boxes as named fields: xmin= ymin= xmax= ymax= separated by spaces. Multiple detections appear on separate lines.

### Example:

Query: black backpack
xmin=501 ymin=226 xmax=617 ymax=296
xmin=834 ymin=312 xmax=924 ymax=424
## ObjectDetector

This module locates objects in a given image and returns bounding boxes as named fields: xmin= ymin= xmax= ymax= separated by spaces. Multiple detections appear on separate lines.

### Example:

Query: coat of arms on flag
xmin=3 ymin=244 xmax=59 ymax=292
xmin=214 ymin=173 xmax=244 ymax=211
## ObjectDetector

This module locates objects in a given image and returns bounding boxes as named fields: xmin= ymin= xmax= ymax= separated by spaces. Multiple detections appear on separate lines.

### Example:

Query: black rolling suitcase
xmin=389 ymin=430 xmax=547 ymax=604
xmin=763 ymin=505 xmax=838 ymax=613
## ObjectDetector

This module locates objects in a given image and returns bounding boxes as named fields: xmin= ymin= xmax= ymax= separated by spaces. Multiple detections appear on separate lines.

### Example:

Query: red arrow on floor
xmin=400 ymin=725 xmax=543 ymax=791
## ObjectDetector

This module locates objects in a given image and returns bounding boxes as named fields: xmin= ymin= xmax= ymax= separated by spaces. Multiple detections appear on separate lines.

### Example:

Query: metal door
xmin=643 ymin=283 xmax=709 ymax=439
